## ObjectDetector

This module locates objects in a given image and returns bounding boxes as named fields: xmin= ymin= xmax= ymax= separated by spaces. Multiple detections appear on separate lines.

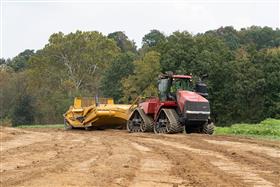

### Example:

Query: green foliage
xmin=0 ymin=71 xmax=15 ymax=119
xmin=0 ymin=71 xmax=35 ymax=126
xmin=16 ymin=124 xmax=64 ymax=128
xmin=101 ymin=31 xmax=138 ymax=102
xmin=239 ymin=26 xmax=280 ymax=50
xmin=261 ymin=48 xmax=280 ymax=119
xmin=0 ymin=118 xmax=12 ymax=127
xmin=26 ymin=31 xmax=120 ymax=123
xmin=159 ymin=31 xmax=195 ymax=73
xmin=100 ymin=52 xmax=135 ymax=102
xmin=8 ymin=49 xmax=34 ymax=72
xmin=0 ymin=58 xmax=5 ymax=65
xmin=205 ymin=26 xmax=280 ymax=50
xmin=121 ymin=51 xmax=161 ymax=102
xmin=30 ymin=31 xmax=119 ymax=92
xmin=215 ymin=119 xmax=280 ymax=139
xmin=142 ymin=30 xmax=166 ymax=48
xmin=12 ymin=95 xmax=35 ymax=126
xmin=108 ymin=31 xmax=137 ymax=52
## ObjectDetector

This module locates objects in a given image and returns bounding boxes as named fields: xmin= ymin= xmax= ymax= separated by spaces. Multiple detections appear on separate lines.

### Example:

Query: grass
xmin=214 ymin=118 xmax=280 ymax=140
xmin=16 ymin=124 xmax=64 ymax=128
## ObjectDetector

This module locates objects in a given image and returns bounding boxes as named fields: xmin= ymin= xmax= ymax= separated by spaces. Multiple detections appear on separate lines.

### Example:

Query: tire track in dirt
xmin=11 ymin=135 xmax=110 ymax=187
xmin=20 ymin=132 xmax=141 ymax=187
xmin=103 ymin=131 xmax=280 ymax=186
xmin=148 ymin=133 xmax=280 ymax=185
xmin=88 ymin=136 xmax=140 ymax=187
xmin=199 ymin=138 xmax=280 ymax=185
xmin=146 ymin=134 xmax=280 ymax=168
xmin=1 ymin=131 xmax=105 ymax=186
xmin=204 ymin=139 xmax=280 ymax=158
xmin=1 ymin=128 xmax=279 ymax=187
xmin=144 ymin=138 xmax=275 ymax=187
xmin=205 ymin=134 xmax=280 ymax=148
xmin=129 ymin=142 xmax=184 ymax=187
xmin=129 ymin=137 xmax=242 ymax=187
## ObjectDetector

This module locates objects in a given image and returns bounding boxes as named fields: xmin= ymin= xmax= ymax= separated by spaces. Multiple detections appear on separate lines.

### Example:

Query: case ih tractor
xmin=127 ymin=73 xmax=214 ymax=134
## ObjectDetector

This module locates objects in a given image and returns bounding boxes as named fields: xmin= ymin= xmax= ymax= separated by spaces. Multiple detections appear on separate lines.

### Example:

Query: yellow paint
xmin=64 ymin=97 xmax=132 ymax=129
xmin=74 ymin=97 xmax=82 ymax=108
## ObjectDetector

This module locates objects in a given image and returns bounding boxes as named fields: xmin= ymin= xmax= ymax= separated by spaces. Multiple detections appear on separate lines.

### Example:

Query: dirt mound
xmin=1 ymin=128 xmax=279 ymax=187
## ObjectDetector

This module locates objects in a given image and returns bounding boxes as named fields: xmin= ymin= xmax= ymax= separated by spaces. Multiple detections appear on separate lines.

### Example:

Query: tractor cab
xmin=158 ymin=74 xmax=193 ymax=101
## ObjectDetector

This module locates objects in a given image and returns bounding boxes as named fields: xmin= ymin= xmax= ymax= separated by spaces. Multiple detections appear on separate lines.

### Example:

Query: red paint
xmin=172 ymin=75 xmax=192 ymax=79
xmin=176 ymin=91 xmax=208 ymax=112
xmin=138 ymin=74 xmax=208 ymax=121
xmin=139 ymin=98 xmax=159 ymax=114
xmin=153 ymin=101 xmax=177 ymax=119
xmin=139 ymin=98 xmax=177 ymax=119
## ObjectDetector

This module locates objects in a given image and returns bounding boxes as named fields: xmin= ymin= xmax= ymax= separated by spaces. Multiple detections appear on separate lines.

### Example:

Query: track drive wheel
xmin=202 ymin=122 xmax=215 ymax=135
xmin=154 ymin=109 xmax=183 ymax=134
xmin=127 ymin=108 xmax=153 ymax=133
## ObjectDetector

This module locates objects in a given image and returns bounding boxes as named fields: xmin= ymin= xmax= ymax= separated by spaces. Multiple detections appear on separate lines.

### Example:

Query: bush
xmin=12 ymin=95 xmax=35 ymax=126
xmin=215 ymin=118 xmax=280 ymax=139
xmin=0 ymin=118 xmax=12 ymax=127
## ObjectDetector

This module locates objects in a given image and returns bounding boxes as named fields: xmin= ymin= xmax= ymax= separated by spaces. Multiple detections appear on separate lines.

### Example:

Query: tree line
xmin=0 ymin=26 xmax=279 ymax=126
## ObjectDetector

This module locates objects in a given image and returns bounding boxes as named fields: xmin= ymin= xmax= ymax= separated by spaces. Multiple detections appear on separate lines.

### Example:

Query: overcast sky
xmin=1 ymin=0 xmax=279 ymax=58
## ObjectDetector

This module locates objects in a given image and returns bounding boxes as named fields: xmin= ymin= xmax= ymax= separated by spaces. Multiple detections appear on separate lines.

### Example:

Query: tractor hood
xmin=176 ymin=90 xmax=209 ymax=113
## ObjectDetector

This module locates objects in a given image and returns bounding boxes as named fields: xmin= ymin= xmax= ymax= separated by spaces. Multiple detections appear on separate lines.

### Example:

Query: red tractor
xmin=127 ymin=73 xmax=214 ymax=134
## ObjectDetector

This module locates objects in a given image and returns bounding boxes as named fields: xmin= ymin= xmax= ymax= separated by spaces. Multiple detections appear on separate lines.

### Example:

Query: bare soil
xmin=1 ymin=127 xmax=279 ymax=187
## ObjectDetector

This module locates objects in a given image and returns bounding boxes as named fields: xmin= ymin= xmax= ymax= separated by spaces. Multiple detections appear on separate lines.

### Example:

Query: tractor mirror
xmin=195 ymin=82 xmax=208 ymax=98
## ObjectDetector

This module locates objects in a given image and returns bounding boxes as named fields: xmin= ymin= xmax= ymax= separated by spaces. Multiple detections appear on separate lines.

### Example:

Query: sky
xmin=0 ymin=0 xmax=279 ymax=59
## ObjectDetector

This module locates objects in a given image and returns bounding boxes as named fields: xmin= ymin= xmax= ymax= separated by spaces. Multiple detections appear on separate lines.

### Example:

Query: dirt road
xmin=1 ymin=127 xmax=279 ymax=187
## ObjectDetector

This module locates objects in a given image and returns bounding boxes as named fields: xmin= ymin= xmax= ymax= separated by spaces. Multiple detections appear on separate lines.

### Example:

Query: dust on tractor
xmin=63 ymin=97 xmax=131 ymax=130
xmin=127 ymin=73 xmax=214 ymax=134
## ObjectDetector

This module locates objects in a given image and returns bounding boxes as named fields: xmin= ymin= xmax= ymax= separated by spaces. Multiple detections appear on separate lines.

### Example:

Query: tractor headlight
xmin=186 ymin=110 xmax=210 ymax=115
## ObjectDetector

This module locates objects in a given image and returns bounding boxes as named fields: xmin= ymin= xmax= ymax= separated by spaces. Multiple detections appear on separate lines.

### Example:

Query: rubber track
xmin=127 ymin=108 xmax=153 ymax=133
xmin=162 ymin=109 xmax=183 ymax=134
xmin=137 ymin=108 xmax=153 ymax=132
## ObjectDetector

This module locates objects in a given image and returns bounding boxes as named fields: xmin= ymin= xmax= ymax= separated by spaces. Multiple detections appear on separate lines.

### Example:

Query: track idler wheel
xmin=127 ymin=108 xmax=153 ymax=133
xmin=127 ymin=110 xmax=143 ymax=133
xmin=154 ymin=109 xmax=183 ymax=134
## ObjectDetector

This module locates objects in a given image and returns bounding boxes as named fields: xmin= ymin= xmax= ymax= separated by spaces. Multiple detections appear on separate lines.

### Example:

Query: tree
xmin=259 ymin=48 xmax=280 ymax=119
xmin=142 ymin=30 xmax=166 ymax=48
xmin=121 ymin=51 xmax=161 ymax=102
xmin=205 ymin=26 xmax=240 ymax=50
xmin=159 ymin=31 xmax=195 ymax=73
xmin=0 ymin=58 xmax=5 ymax=65
xmin=102 ymin=32 xmax=138 ymax=102
xmin=11 ymin=95 xmax=35 ymax=126
xmin=239 ymin=26 xmax=280 ymax=50
xmin=8 ymin=49 xmax=34 ymax=72
xmin=100 ymin=52 xmax=135 ymax=102
xmin=27 ymin=31 xmax=120 ymax=123
xmin=29 ymin=31 xmax=120 ymax=92
xmin=108 ymin=31 xmax=137 ymax=53
xmin=0 ymin=70 xmax=14 ymax=122
xmin=0 ymin=70 xmax=35 ymax=126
